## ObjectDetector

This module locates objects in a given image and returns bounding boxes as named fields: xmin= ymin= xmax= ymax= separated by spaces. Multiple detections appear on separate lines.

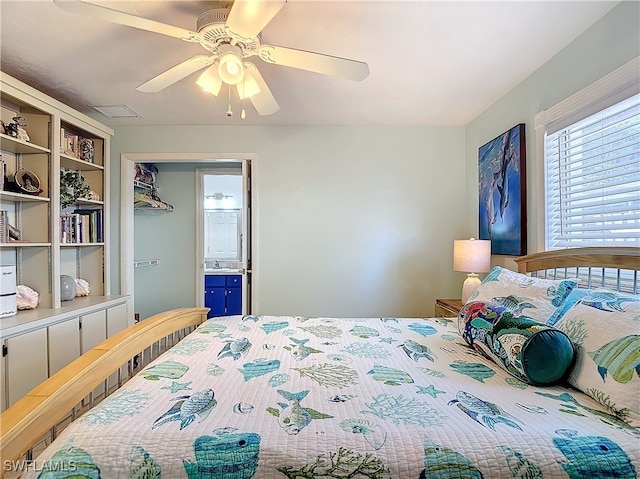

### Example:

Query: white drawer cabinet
xmin=48 ymin=317 xmax=81 ymax=375
xmin=107 ymin=302 xmax=129 ymax=337
xmin=1 ymin=297 xmax=130 ymax=411
xmin=80 ymin=310 xmax=107 ymax=354
xmin=80 ymin=309 xmax=107 ymax=398
xmin=4 ymin=328 xmax=48 ymax=407
xmin=106 ymin=301 xmax=131 ymax=387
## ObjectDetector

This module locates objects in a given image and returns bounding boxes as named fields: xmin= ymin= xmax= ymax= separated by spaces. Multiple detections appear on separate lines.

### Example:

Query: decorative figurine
xmin=78 ymin=137 xmax=95 ymax=163
xmin=5 ymin=116 xmax=30 ymax=142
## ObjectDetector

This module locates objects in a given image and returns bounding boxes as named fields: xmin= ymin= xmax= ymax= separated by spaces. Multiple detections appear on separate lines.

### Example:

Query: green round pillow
xmin=459 ymin=301 xmax=575 ymax=385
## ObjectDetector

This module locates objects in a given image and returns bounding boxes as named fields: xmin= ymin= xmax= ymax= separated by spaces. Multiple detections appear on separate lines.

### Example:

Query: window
xmin=545 ymin=93 xmax=640 ymax=249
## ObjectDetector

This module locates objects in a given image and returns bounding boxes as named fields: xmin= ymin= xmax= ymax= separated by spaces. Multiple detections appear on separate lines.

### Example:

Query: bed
xmin=1 ymin=247 xmax=639 ymax=478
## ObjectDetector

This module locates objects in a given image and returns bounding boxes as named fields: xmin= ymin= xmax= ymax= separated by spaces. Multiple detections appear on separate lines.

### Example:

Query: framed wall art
xmin=478 ymin=123 xmax=526 ymax=256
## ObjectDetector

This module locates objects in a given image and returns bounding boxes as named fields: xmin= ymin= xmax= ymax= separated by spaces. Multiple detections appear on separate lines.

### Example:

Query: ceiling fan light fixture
xmin=56 ymin=0 xmax=367 ymax=118
xmin=196 ymin=64 xmax=222 ymax=95
xmin=237 ymin=68 xmax=261 ymax=99
xmin=218 ymin=45 xmax=244 ymax=85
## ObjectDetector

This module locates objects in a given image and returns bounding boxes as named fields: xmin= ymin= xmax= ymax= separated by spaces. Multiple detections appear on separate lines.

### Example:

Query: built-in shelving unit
xmin=0 ymin=72 xmax=131 ymax=410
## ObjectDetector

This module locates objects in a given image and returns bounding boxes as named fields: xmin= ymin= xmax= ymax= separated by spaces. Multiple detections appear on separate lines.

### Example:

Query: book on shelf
xmin=60 ymin=209 xmax=102 ymax=243
xmin=61 ymin=128 xmax=79 ymax=159
xmin=0 ymin=210 xmax=7 ymax=243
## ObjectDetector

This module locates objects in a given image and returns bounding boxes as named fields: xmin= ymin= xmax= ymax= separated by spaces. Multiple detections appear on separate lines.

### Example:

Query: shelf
xmin=133 ymin=180 xmax=154 ymax=191
xmin=60 ymin=242 xmax=104 ymax=247
xmin=0 ymin=191 xmax=50 ymax=202
xmin=0 ymin=242 xmax=51 ymax=248
xmin=0 ymin=295 xmax=129 ymax=340
xmin=74 ymin=198 xmax=104 ymax=206
xmin=0 ymin=133 xmax=50 ymax=154
xmin=134 ymin=205 xmax=174 ymax=212
xmin=60 ymin=154 xmax=103 ymax=171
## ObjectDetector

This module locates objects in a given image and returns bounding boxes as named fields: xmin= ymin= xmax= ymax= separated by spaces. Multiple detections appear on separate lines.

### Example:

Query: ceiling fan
xmin=53 ymin=0 xmax=370 ymax=117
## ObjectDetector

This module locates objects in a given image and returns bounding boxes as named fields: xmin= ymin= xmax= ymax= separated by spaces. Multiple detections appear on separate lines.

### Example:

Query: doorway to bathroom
xmin=197 ymin=164 xmax=252 ymax=318
xmin=120 ymin=153 xmax=255 ymax=321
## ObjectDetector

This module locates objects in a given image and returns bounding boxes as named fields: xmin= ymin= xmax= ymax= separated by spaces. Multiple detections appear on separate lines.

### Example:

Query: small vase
xmin=60 ymin=275 xmax=75 ymax=301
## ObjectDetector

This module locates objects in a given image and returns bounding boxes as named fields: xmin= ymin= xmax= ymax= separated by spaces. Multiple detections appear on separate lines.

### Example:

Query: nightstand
xmin=434 ymin=299 xmax=464 ymax=318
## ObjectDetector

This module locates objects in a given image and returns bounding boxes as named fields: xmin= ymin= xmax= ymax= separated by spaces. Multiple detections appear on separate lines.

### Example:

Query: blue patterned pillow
xmin=546 ymin=288 xmax=591 ymax=326
xmin=468 ymin=266 xmax=578 ymax=325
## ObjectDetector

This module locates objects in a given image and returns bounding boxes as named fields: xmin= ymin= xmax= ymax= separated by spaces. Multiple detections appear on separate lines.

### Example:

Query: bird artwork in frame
xmin=478 ymin=123 xmax=527 ymax=256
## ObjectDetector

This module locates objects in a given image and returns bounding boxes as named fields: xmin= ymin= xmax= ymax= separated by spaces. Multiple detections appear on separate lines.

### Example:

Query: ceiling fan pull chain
xmin=241 ymin=74 xmax=246 ymax=120
xmin=227 ymin=83 xmax=233 ymax=117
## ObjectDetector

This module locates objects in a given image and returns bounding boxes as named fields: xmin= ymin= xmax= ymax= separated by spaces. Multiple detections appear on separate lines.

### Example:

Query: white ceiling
xmin=0 ymin=0 xmax=618 ymax=128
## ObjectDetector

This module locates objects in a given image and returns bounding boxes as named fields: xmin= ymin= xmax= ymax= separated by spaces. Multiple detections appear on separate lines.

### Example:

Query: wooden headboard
xmin=515 ymin=246 xmax=640 ymax=294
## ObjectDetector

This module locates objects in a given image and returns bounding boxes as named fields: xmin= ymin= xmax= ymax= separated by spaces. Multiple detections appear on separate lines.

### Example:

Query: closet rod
xmin=134 ymin=258 xmax=160 ymax=268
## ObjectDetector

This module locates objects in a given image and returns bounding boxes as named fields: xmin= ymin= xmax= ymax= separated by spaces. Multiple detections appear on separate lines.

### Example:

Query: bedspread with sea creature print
xmin=25 ymin=315 xmax=639 ymax=478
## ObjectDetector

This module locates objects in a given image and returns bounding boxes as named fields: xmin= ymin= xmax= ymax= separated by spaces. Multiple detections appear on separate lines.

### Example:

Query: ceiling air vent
xmin=91 ymin=105 xmax=141 ymax=119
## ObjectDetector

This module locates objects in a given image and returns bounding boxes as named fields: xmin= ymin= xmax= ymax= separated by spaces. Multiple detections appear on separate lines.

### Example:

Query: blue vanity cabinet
xmin=205 ymin=275 xmax=226 ymax=318
xmin=225 ymin=275 xmax=242 ymax=315
xmin=205 ymin=275 xmax=242 ymax=318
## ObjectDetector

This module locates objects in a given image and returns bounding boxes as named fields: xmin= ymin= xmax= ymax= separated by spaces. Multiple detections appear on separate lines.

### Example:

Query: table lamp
xmin=453 ymin=238 xmax=491 ymax=303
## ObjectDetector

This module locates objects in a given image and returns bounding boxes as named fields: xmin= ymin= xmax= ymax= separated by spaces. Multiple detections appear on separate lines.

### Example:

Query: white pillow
xmin=467 ymin=266 xmax=578 ymax=324
xmin=554 ymin=290 xmax=640 ymax=427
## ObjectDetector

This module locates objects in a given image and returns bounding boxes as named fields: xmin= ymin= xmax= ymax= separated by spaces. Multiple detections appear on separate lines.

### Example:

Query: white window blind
xmin=545 ymin=93 xmax=640 ymax=249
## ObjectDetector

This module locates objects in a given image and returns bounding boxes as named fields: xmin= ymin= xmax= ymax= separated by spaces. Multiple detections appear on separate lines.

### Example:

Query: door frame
xmin=197 ymin=165 xmax=251 ymax=314
xmin=120 ymin=152 xmax=257 ymax=313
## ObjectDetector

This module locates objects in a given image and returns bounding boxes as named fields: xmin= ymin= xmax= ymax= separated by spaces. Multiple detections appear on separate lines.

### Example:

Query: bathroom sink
xmin=205 ymin=268 xmax=242 ymax=274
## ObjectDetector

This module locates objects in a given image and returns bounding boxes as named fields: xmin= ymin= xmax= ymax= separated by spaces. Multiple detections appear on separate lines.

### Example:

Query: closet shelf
xmin=133 ymin=180 xmax=154 ymax=191
xmin=134 ymin=192 xmax=173 ymax=211
xmin=134 ymin=171 xmax=173 ymax=211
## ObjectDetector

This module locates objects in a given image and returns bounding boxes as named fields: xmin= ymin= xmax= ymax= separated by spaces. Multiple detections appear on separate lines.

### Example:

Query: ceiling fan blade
xmin=53 ymin=0 xmax=200 ymax=42
xmin=258 ymin=44 xmax=369 ymax=81
xmin=244 ymin=63 xmax=279 ymax=116
xmin=136 ymin=56 xmax=215 ymax=93
xmin=225 ymin=0 xmax=286 ymax=42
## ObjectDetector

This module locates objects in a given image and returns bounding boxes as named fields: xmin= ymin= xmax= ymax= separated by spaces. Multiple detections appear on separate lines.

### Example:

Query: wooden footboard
xmin=0 ymin=307 xmax=209 ymax=474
